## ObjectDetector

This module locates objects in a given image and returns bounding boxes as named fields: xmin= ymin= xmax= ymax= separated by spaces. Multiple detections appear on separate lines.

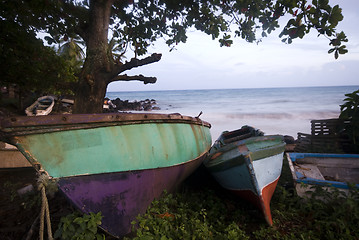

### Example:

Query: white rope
xmin=38 ymin=174 xmax=54 ymax=240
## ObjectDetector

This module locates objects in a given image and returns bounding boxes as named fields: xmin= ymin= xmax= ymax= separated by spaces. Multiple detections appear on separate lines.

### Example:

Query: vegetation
xmin=1 ymin=0 xmax=348 ymax=113
xmin=0 ymin=20 xmax=78 ymax=110
xmin=0 ymin=29 xmax=77 ymax=95
xmin=54 ymin=211 xmax=104 ymax=240
xmin=339 ymin=89 xmax=359 ymax=153
xmin=125 ymin=161 xmax=359 ymax=240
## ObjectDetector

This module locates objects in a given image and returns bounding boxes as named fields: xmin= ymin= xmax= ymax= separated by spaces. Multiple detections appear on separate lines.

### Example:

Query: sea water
xmin=106 ymin=86 xmax=358 ymax=140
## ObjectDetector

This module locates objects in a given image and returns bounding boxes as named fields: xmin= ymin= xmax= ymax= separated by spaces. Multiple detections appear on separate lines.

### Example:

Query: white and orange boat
xmin=204 ymin=126 xmax=285 ymax=225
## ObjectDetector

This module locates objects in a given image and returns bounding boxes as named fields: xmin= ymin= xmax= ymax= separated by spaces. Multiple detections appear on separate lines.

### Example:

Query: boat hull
xmin=0 ymin=112 xmax=212 ymax=237
xmin=204 ymin=134 xmax=285 ymax=225
xmin=58 ymin=152 xmax=205 ymax=237
xmin=286 ymin=152 xmax=359 ymax=198
xmin=1 ymin=113 xmax=211 ymax=178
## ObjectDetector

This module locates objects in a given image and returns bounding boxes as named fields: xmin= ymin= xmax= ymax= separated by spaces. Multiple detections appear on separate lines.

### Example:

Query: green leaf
xmin=338 ymin=46 xmax=348 ymax=54
xmin=74 ymin=217 xmax=84 ymax=224
xmin=328 ymin=48 xmax=335 ymax=54
xmin=96 ymin=234 xmax=105 ymax=240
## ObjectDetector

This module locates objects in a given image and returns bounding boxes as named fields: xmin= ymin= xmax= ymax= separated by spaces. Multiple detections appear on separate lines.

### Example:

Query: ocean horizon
xmin=106 ymin=85 xmax=359 ymax=140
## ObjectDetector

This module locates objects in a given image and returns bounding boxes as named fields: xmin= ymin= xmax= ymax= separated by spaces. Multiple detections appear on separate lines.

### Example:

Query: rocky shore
xmin=104 ymin=98 xmax=160 ymax=112
xmin=0 ymin=99 xmax=160 ymax=119
xmin=16 ymin=97 xmax=161 ymax=115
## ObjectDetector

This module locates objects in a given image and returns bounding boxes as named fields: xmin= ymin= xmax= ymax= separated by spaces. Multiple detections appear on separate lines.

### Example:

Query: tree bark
xmin=72 ymin=1 xmax=162 ymax=114
xmin=111 ymin=74 xmax=157 ymax=84
xmin=73 ymin=0 xmax=114 ymax=114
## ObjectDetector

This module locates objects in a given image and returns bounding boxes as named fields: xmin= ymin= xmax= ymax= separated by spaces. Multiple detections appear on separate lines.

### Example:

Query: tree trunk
xmin=73 ymin=0 xmax=114 ymax=114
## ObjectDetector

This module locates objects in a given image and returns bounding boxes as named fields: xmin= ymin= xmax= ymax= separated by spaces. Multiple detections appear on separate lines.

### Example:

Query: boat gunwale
xmin=205 ymin=147 xmax=285 ymax=172
xmin=205 ymin=136 xmax=285 ymax=172
xmin=209 ymin=135 xmax=284 ymax=155
xmin=0 ymin=112 xmax=211 ymax=136
xmin=286 ymin=152 xmax=359 ymax=190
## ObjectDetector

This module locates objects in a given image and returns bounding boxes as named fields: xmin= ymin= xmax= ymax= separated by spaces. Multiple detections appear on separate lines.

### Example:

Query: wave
xmin=204 ymin=111 xmax=341 ymax=140
xmin=264 ymin=100 xmax=295 ymax=104
xmin=222 ymin=111 xmax=339 ymax=120
xmin=226 ymin=112 xmax=293 ymax=119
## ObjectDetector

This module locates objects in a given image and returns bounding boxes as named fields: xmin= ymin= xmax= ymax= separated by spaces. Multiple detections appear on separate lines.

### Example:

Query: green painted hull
xmin=1 ymin=113 xmax=211 ymax=178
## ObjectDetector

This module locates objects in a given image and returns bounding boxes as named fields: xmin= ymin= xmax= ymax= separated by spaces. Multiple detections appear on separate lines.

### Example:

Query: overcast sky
xmin=107 ymin=0 xmax=359 ymax=92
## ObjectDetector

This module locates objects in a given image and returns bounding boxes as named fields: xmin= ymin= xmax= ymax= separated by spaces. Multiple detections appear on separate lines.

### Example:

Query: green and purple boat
xmin=0 ymin=112 xmax=211 ymax=237
xmin=204 ymin=127 xmax=285 ymax=225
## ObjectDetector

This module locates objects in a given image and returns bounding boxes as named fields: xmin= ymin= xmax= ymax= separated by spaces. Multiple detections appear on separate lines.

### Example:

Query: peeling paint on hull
xmin=58 ymin=152 xmax=206 ymax=237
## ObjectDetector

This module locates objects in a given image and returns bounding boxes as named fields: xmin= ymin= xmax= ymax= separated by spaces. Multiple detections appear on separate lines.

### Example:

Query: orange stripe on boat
xmin=260 ymin=177 xmax=279 ymax=226
xmin=230 ymin=177 xmax=280 ymax=226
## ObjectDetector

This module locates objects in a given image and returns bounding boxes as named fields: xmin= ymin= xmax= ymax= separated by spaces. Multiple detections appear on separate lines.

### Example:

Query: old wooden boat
xmin=204 ymin=127 xmax=285 ymax=225
xmin=0 ymin=112 xmax=211 ymax=237
xmin=286 ymin=152 xmax=359 ymax=198
xmin=25 ymin=96 xmax=55 ymax=116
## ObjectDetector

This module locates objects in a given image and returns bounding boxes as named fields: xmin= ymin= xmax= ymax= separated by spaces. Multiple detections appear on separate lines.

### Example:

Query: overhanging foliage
xmin=0 ymin=0 xmax=349 ymax=113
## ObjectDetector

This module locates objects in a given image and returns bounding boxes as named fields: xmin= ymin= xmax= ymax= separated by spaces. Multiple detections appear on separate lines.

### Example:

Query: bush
xmin=339 ymin=89 xmax=359 ymax=153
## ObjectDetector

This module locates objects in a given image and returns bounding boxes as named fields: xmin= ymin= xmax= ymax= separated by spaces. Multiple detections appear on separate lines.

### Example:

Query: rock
xmin=107 ymin=98 xmax=160 ymax=112
xmin=17 ymin=184 xmax=34 ymax=196
xmin=32 ymin=96 xmax=161 ymax=113
xmin=284 ymin=135 xmax=295 ymax=144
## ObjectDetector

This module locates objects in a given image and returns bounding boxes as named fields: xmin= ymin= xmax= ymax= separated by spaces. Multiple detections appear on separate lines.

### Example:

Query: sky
xmin=107 ymin=0 xmax=359 ymax=92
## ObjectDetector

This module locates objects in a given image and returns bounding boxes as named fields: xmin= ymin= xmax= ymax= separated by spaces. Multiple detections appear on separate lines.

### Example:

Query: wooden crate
xmin=311 ymin=119 xmax=341 ymax=136
xmin=295 ymin=119 xmax=350 ymax=153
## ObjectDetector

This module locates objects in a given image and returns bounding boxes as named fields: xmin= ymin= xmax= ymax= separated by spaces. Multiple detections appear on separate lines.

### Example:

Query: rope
xmin=38 ymin=175 xmax=54 ymax=240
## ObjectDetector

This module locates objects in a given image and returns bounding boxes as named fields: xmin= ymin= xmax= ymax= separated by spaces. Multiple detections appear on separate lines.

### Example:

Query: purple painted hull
xmin=57 ymin=152 xmax=206 ymax=237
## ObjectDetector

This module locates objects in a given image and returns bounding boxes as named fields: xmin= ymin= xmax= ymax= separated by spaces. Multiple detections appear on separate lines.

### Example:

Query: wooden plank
xmin=295 ymin=163 xmax=325 ymax=180
xmin=311 ymin=118 xmax=341 ymax=136
xmin=297 ymin=157 xmax=359 ymax=167
xmin=0 ymin=148 xmax=32 ymax=168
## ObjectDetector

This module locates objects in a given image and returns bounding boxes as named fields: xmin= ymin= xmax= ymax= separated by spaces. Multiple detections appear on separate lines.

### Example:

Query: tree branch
xmin=115 ymin=53 xmax=162 ymax=74
xmin=110 ymin=74 xmax=157 ymax=84
xmin=60 ymin=1 xmax=90 ymax=42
